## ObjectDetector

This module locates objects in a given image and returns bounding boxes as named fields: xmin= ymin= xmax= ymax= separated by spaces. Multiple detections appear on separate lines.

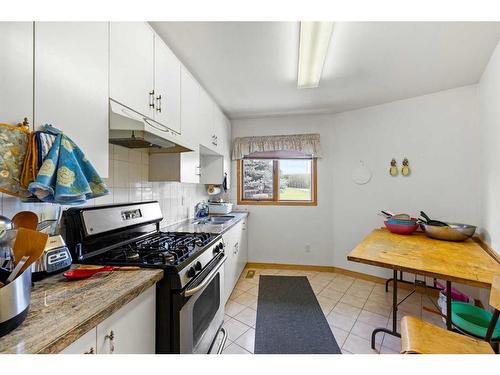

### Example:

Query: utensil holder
xmin=0 ymin=267 xmax=32 ymax=337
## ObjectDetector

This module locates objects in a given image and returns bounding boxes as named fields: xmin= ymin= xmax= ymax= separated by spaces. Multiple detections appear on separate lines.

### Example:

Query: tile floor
xmin=221 ymin=267 xmax=445 ymax=354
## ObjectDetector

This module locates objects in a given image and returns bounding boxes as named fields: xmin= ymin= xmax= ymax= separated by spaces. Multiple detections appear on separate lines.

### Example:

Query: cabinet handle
xmin=105 ymin=330 xmax=115 ymax=354
xmin=84 ymin=347 xmax=95 ymax=354
xmin=156 ymin=95 xmax=162 ymax=113
xmin=149 ymin=90 xmax=155 ymax=109
xmin=195 ymin=166 xmax=201 ymax=176
xmin=234 ymin=242 xmax=239 ymax=255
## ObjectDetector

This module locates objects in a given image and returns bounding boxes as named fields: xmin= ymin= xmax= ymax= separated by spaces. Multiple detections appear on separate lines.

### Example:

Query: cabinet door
xmin=199 ymin=89 xmax=215 ymax=151
xmin=237 ymin=220 xmax=248 ymax=275
xmin=213 ymin=105 xmax=227 ymax=153
xmin=154 ymin=36 xmax=181 ymax=133
xmin=222 ymin=229 xmax=237 ymax=304
xmin=60 ymin=328 xmax=97 ymax=354
xmin=0 ymin=22 xmax=33 ymax=127
xmin=200 ymin=154 xmax=224 ymax=185
xmin=34 ymin=22 xmax=109 ymax=177
xmin=223 ymin=116 xmax=232 ymax=190
xmin=110 ymin=22 xmax=154 ymax=118
xmin=180 ymin=149 xmax=201 ymax=184
xmin=96 ymin=286 xmax=156 ymax=354
xmin=180 ymin=67 xmax=200 ymax=146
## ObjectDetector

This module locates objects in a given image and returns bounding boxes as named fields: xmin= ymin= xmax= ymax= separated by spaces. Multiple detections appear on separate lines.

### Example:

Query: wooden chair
xmin=400 ymin=316 xmax=494 ymax=354
xmin=400 ymin=275 xmax=500 ymax=354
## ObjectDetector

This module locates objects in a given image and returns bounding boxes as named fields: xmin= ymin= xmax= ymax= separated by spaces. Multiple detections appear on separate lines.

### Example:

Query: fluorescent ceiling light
xmin=297 ymin=22 xmax=334 ymax=89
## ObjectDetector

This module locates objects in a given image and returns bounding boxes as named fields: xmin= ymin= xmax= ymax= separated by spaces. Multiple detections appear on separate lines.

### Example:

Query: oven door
xmin=179 ymin=255 xmax=226 ymax=354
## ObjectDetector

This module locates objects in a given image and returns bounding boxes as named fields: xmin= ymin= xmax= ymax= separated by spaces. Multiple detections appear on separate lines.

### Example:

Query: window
xmin=237 ymin=157 xmax=317 ymax=206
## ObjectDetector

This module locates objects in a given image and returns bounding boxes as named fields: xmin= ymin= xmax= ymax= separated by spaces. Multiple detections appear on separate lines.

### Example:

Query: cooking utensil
xmin=12 ymin=228 xmax=49 ymax=274
xmin=380 ymin=210 xmax=394 ymax=218
xmin=0 ymin=266 xmax=32 ymax=337
xmin=421 ymin=222 xmax=476 ymax=242
xmin=6 ymin=255 xmax=29 ymax=283
xmin=63 ymin=266 xmax=140 ymax=280
xmin=387 ymin=217 xmax=418 ymax=226
xmin=12 ymin=211 xmax=38 ymax=231
xmin=384 ymin=220 xmax=419 ymax=235
xmin=420 ymin=211 xmax=448 ymax=227
xmin=0 ymin=215 xmax=14 ymax=240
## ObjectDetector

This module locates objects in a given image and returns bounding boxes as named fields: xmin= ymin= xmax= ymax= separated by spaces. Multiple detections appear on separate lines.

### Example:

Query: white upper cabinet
xmin=110 ymin=22 xmax=155 ymax=118
xmin=0 ymin=22 xmax=33 ymax=126
xmin=34 ymin=22 xmax=109 ymax=177
xmin=154 ymin=36 xmax=181 ymax=134
xmin=180 ymin=67 xmax=200 ymax=145
xmin=223 ymin=116 xmax=232 ymax=190
xmin=199 ymin=88 xmax=216 ymax=151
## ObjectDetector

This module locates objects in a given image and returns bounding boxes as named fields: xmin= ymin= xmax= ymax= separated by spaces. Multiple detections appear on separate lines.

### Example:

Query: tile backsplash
xmin=0 ymin=144 xmax=210 ymax=229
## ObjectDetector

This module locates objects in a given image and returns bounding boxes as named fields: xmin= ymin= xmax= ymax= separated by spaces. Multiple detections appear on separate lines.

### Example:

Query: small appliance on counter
xmin=30 ymin=235 xmax=72 ymax=281
xmin=208 ymin=202 xmax=233 ymax=215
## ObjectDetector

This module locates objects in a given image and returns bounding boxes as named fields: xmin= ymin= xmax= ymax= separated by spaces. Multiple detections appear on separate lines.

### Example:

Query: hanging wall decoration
xmin=389 ymin=158 xmax=398 ymax=177
xmin=401 ymin=158 xmax=411 ymax=176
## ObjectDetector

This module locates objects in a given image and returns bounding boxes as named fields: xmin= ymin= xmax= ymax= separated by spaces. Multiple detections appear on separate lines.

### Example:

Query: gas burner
xmin=92 ymin=231 xmax=217 ymax=267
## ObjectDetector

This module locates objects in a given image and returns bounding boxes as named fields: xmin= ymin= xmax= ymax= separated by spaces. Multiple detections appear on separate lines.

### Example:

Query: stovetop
xmin=86 ymin=231 xmax=218 ymax=269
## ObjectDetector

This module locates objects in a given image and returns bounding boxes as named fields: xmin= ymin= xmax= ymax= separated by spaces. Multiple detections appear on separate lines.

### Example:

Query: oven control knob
xmin=214 ymin=243 xmax=224 ymax=254
xmin=187 ymin=267 xmax=196 ymax=278
xmin=195 ymin=261 xmax=202 ymax=271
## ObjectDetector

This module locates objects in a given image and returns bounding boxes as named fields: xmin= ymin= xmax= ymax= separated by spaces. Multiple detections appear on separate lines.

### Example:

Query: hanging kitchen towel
xmin=35 ymin=130 xmax=57 ymax=169
xmin=20 ymin=131 xmax=38 ymax=190
xmin=28 ymin=125 xmax=109 ymax=204
xmin=0 ymin=122 xmax=31 ymax=198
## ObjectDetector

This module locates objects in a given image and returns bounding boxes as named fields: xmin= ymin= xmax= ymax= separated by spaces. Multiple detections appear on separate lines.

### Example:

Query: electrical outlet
xmin=305 ymin=244 xmax=311 ymax=253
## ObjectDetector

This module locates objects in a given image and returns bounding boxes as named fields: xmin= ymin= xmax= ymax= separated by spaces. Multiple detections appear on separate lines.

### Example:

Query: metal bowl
xmin=421 ymin=222 xmax=476 ymax=242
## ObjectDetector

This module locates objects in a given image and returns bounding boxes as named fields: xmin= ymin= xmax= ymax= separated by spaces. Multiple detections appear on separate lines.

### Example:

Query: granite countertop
xmin=162 ymin=211 xmax=249 ymax=235
xmin=0 ymin=267 xmax=163 ymax=354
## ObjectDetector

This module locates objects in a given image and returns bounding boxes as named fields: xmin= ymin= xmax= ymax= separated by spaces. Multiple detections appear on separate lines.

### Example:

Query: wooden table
xmin=347 ymin=229 xmax=500 ymax=349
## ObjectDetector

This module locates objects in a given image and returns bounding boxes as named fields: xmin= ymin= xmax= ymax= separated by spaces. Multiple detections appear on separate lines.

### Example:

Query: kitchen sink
xmin=193 ymin=215 xmax=235 ymax=225
xmin=208 ymin=215 xmax=234 ymax=224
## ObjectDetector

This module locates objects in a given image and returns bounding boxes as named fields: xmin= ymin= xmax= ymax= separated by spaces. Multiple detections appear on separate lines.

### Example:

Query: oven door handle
xmin=183 ymin=255 xmax=226 ymax=297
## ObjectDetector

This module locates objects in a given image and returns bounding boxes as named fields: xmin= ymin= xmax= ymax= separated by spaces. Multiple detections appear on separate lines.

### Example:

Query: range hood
xmin=109 ymin=100 xmax=191 ymax=152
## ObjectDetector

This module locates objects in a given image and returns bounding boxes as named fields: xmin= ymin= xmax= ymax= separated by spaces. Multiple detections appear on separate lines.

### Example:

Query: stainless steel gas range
xmin=62 ymin=201 xmax=227 ymax=354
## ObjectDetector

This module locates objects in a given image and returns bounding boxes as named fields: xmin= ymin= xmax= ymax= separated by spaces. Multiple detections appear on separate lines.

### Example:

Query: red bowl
xmin=384 ymin=220 xmax=419 ymax=235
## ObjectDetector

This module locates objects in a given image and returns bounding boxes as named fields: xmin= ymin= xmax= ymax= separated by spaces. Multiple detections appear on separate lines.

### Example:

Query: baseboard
xmin=245 ymin=262 xmax=440 ymax=296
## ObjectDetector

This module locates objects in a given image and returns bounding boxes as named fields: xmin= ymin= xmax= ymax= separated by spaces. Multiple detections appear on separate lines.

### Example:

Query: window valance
xmin=232 ymin=133 xmax=322 ymax=160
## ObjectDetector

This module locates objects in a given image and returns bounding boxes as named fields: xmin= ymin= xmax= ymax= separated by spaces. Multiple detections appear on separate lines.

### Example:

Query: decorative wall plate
xmin=352 ymin=161 xmax=372 ymax=185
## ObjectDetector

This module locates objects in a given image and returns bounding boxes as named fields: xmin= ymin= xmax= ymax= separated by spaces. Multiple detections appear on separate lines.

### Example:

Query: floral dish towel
xmin=0 ymin=122 xmax=31 ymax=198
xmin=28 ymin=125 xmax=109 ymax=204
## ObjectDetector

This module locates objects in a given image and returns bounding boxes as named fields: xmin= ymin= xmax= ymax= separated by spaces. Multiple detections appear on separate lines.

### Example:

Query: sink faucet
xmin=194 ymin=201 xmax=209 ymax=223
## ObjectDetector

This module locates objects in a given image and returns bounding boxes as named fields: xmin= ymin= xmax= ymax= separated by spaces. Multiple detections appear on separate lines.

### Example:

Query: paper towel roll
xmin=207 ymin=185 xmax=222 ymax=195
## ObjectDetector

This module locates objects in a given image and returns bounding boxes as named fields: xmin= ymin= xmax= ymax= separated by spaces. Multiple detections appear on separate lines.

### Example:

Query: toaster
xmin=31 ymin=235 xmax=72 ymax=281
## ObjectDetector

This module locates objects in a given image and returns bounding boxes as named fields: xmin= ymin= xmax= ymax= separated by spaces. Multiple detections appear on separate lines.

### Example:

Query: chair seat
xmin=400 ymin=316 xmax=494 ymax=354
xmin=451 ymin=302 xmax=500 ymax=340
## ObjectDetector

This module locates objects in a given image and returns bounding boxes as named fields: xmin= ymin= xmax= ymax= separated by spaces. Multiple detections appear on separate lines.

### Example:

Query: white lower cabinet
xmin=60 ymin=286 xmax=156 ymax=354
xmin=60 ymin=327 xmax=97 ymax=354
xmin=222 ymin=220 xmax=248 ymax=304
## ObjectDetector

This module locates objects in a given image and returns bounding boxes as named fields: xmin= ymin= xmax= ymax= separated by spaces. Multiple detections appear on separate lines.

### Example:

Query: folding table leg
xmin=371 ymin=269 xmax=401 ymax=349
xmin=446 ymin=280 xmax=452 ymax=330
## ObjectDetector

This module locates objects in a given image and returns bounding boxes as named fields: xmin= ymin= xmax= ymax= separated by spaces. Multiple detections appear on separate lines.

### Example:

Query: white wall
xmin=232 ymin=85 xmax=481 ymax=278
xmin=479 ymin=40 xmax=500 ymax=257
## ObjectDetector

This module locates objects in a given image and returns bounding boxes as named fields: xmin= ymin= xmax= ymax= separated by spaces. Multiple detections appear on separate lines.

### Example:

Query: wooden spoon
xmin=12 ymin=227 xmax=49 ymax=274
xmin=12 ymin=211 xmax=39 ymax=230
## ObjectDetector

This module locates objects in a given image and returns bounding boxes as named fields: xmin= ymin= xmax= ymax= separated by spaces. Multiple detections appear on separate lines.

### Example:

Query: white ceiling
xmin=151 ymin=22 xmax=500 ymax=119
